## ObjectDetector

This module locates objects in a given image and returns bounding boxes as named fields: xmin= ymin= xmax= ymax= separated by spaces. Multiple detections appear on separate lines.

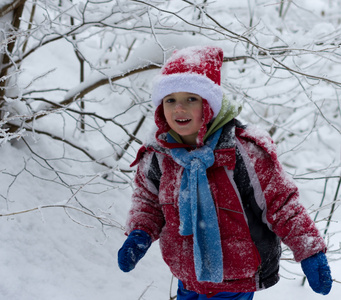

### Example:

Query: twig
xmin=0 ymin=204 xmax=124 ymax=229
xmin=8 ymin=122 xmax=133 ymax=175
xmin=22 ymin=97 xmax=143 ymax=145
xmin=169 ymin=275 xmax=176 ymax=300
xmin=138 ymin=281 xmax=154 ymax=300
xmin=324 ymin=176 xmax=341 ymax=237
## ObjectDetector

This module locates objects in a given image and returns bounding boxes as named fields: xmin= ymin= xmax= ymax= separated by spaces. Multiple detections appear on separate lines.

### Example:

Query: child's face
xmin=162 ymin=92 xmax=203 ymax=145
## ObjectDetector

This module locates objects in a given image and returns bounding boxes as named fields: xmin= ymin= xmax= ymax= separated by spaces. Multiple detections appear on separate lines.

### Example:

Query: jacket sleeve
xmin=126 ymin=151 xmax=165 ymax=241
xmin=236 ymin=125 xmax=326 ymax=262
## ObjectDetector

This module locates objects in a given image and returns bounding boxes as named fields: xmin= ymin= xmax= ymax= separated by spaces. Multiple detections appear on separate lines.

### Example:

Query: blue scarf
xmin=168 ymin=128 xmax=223 ymax=283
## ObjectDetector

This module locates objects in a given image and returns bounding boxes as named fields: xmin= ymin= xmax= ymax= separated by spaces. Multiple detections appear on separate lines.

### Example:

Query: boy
xmin=118 ymin=46 xmax=332 ymax=299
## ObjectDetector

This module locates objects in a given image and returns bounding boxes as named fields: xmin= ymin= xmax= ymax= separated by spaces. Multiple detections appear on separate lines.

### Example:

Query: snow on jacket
xmin=126 ymin=119 xmax=326 ymax=296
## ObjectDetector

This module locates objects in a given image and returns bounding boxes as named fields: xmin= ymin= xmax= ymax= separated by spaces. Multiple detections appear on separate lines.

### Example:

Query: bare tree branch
xmin=7 ymin=121 xmax=133 ymax=174
xmin=0 ymin=203 xmax=125 ymax=229
xmin=0 ymin=0 xmax=26 ymax=18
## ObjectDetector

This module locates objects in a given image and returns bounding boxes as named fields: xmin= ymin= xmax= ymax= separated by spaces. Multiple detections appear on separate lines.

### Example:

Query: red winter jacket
xmin=126 ymin=120 xmax=326 ymax=295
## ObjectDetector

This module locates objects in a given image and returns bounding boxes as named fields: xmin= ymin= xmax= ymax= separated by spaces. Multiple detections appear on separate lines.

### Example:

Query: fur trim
xmin=152 ymin=73 xmax=222 ymax=117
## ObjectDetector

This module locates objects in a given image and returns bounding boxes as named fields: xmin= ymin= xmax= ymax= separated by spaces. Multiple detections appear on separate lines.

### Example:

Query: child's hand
xmin=118 ymin=230 xmax=152 ymax=272
xmin=301 ymin=252 xmax=332 ymax=295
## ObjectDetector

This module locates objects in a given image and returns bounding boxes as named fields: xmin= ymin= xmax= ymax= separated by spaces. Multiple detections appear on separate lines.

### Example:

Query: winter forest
xmin=0 ymin=0 xmax=340 ymax=299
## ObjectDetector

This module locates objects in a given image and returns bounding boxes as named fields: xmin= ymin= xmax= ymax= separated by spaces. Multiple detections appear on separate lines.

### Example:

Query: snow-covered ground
xmin=1 ymin=0 xmax=340 ymax=299
xmin=1 ymin=132 xmax=340 ymax=300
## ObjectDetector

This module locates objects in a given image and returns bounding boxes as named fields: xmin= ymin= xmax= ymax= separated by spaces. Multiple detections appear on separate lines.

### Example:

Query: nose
xmin=174 ymin=102 xmax=186 ymax=112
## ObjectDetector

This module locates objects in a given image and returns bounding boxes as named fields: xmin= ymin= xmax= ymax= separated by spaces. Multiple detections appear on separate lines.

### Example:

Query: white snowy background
xmin=0 ymin=0 xmax=340 ymax=299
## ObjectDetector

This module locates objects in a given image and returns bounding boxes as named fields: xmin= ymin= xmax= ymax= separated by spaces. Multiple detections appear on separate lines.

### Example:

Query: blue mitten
xmin=301 ymin=252 xmax=332 ymax=295
xmin=118 ymin=230 xmax=152 ymax=272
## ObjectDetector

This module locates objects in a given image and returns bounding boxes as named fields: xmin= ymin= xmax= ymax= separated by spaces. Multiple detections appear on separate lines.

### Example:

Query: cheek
xmin=163 ymin=105 xmax=172 ymax=123
xmin=193 ymin=107 xmax=203 ymax=122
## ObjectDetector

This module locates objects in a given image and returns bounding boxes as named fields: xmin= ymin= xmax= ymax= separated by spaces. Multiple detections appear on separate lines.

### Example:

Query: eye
xmin=188 ymin=97 xmax=198 ymax=102
xmin=164 ymin=98 xmax=175 ymax=104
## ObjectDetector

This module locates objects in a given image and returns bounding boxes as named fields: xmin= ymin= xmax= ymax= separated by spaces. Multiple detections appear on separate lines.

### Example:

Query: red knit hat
xmin=151 ymin=46 xmax=224 ymax=117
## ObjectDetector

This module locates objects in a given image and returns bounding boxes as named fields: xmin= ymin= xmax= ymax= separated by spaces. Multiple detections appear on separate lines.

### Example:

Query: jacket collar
xmin=131 ymin=119 xmax=237 ymax=169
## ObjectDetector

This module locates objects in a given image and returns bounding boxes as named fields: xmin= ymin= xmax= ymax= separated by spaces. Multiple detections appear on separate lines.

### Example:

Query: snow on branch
xmin=0 ymin=112 xmax=26 ymax=145
xmin=0 ymin=0 xmax=26 ymax=18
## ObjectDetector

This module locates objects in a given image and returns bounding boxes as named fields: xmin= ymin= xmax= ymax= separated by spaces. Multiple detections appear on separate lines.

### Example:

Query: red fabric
xmin=126 ymin=124 xmax=326 ymax=294
xmin=161 ymin=46 xmax=223 ymax=85
xmin=151 ymin=46 xmax=224 ymax=117
xmin=236 ymin=126 xmax=327 ymax=262
xmin=196 ymin=99 xmax=214 ymax=147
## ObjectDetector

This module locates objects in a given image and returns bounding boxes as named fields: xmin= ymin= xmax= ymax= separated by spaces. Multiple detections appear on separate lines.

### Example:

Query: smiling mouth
xmin=176 ymin=119 xmax=191 ymax=123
